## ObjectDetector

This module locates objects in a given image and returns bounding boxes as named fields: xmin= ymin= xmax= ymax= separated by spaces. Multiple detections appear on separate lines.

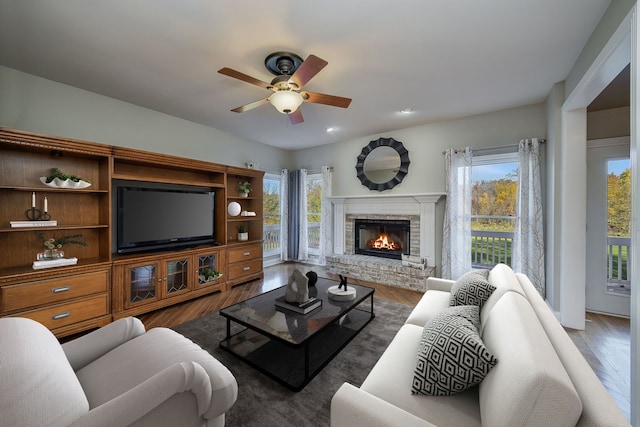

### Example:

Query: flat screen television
xmin=116 ymin=185 xmax=215 ymax=254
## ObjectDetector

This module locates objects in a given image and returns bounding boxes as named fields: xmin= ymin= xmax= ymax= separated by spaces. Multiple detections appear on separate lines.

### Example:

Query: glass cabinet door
xmin=165 ymin=258 xmax=190 ymax=296
xmin=129 ymin=264 xmax=158 ymax=305
xmin=197 ymin=252 xmax=222 ymax=286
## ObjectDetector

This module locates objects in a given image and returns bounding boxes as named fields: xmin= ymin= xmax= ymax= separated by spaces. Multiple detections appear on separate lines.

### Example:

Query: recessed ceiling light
xmin=326 ymin=127 xmax=336 ymax=132
xmin=400 ymin=107 xmax=415 ymax=114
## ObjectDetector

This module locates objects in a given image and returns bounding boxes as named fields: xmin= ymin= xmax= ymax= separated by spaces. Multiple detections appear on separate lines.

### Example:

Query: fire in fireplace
xmin=354 ymin=219 xmax=410 ymax=260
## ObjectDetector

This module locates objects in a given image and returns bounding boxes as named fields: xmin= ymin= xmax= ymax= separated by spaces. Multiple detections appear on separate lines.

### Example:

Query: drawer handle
xmin=51 ymin=286 xmax=71 ymax=293
xmin=243 ymin=266 xmax=251 ymax=271
xmin=243 ymin=252 xmax=251 ymax=256
xmin=52 ymin=312 xmax=70 ymax=320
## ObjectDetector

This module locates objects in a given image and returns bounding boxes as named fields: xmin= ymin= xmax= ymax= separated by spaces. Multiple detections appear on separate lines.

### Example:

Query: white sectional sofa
xmin=331 ymin=264 xmax=630 ymax=427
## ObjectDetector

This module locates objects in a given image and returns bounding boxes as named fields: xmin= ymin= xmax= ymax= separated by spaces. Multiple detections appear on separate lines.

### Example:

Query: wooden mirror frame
xmin=355 ymin=137 xmax=410 ymax=191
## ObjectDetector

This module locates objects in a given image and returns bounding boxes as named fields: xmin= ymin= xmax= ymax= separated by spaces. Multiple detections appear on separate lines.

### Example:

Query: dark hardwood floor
xmin=139 ymin=262 xmax=630 ymax=421
xmin=138 ymin=262 xmax=423 ymax=329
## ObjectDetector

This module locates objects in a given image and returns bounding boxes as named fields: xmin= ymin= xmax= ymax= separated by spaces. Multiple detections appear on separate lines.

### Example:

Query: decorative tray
xmin=40 ymin=177 xmax=91 ymax=189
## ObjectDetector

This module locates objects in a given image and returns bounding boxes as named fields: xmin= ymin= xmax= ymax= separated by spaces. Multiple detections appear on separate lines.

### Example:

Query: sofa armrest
xmin=425 ymin=277 xmax=454 ymax=292
xmin=69 ymin=361 xmax=212 ymax=427
xmin=331 ymin=383 xmax=437 ymax=427
xmin=62 ymin=317 xmax=146 ymax=371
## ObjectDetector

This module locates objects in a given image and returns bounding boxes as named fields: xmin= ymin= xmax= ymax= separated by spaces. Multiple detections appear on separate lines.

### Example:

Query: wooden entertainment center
xmin=0 ymin=127 xmax=264 ymax=337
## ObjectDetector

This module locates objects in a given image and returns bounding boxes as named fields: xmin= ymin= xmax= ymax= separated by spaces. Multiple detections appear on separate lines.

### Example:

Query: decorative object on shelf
xmin=237 ymin=180 xmax=251 ymax=197
xmin=240 ymin=211 xmax=256 ymax=216
xmin=37 ymin=249 xmax=65 ymax=260
xmin=306 ymin=271 xmax=318 ymax=287
xmin=328 ymin=274 xmax=357 ymax=301
xmin=227 ymin=201 xmax=242 ymax=217
xmin=24 ymin=192 xmax=51 ymax=221
xmin=32 ymin=257 xmax=78 ymax=270
xmin=355 ymin=137 xmax=410 ymax=192
xmin=199 ymin=268 xmax=222 ymax=283
xmin=284 ymin=269 xmax=309 ymax=304
xmin=238 ymin=225 xmax=249 ymax=241
xmin=36 ymin=232 xmax=87 ymax=260
xmin=10 ymin=220 xmax=57 ymax=228
xmin=40 ymin=168 xmax=91 ymax=189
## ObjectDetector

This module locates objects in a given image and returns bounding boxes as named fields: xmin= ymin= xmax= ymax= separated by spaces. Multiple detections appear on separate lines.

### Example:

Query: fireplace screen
xmin=354 ymin=219 xmax=410 ymax=260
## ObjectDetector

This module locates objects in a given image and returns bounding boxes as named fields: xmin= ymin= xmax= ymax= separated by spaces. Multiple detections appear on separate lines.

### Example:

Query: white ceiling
xmin=0 ymin=0 xmax=612 ymax=150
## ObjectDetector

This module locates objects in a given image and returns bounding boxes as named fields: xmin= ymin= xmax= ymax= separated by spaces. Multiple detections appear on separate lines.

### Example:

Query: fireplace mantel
xmin=328 ymin=193 xmax=445 ymax=268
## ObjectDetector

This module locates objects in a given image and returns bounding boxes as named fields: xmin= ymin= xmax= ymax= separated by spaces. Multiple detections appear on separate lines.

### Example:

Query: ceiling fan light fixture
xmin=269 ymin=90 xmax=304 ymax=114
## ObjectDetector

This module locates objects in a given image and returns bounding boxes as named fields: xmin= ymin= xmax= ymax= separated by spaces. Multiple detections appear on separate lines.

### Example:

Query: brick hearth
xmin=326 ymin=254 xmax=435 ymax=292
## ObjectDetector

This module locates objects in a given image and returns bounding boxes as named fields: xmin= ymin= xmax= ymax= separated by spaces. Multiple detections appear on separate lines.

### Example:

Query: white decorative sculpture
xmin=285 ymin=269 xmax=309 ymax=304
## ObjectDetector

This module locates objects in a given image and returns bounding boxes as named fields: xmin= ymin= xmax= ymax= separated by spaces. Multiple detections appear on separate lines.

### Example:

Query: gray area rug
xmin=172 ymin=297 xmax=414 ymax=427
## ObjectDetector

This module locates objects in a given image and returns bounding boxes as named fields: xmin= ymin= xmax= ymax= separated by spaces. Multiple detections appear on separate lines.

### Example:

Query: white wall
xmin=587 ymin=106 xmax=631 ymax=139
xmin=0 ymin=66 xmax=293 ymax=171
xmin=545 ymin=81 xmax=565 ymax=311
xmin=292 ymin=103 xmax=546 ymax=196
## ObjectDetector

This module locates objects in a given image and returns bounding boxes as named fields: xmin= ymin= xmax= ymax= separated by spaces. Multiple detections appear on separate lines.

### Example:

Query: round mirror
xmin=363 ymin=146 xmax=401 ymax=184
xmin=356 ymin=137 xmax=410 ymax=191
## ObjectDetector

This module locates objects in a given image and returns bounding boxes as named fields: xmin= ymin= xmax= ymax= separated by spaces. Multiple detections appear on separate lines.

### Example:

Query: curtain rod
xmin=442 ymin=139 xmax=546 ymax=155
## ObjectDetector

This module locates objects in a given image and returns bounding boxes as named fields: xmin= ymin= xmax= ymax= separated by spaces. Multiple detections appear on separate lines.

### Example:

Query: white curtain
xmin=513 ymin=138 xmax=545 ymax=296
xmin=442 ymin=147 xmax=473 ymax=279
xmin=319 ymin=166 xmax=332 ymax=265
xmin=279 ymin=169 xmax=289 ymax=261
xmin=297 ymin=169 xmax=308 ymax=261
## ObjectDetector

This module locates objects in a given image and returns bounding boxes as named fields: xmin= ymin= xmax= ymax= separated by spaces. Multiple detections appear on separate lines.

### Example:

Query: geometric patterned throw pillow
xmin=449 ymin=270 xmax=495 ymax=310
xmin=412 ymin=305 xmax=498 ymax=396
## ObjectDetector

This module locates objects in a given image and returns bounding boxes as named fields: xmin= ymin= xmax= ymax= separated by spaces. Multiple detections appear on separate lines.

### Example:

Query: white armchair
xmin=0 ymin=317 xmax=237 ymax=427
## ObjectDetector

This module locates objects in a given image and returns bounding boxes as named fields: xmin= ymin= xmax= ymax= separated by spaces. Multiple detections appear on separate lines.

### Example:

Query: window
xmin=263 ymin=174 xmax=281 ymax=256
xmin=471 ymin=154 xmax=518 ymax=268
xmin=607 ymin=158 xmax=631 ymax=294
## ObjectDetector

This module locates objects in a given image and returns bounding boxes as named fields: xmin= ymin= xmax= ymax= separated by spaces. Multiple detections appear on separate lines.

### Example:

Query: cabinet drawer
xmin=228 ymin=259 xmax=263 ymax=280
xmin=1 ymin=270 xmax=109 ymax=312
xmin=228 ymin=245 xmax=263 ymax=264
xmin=16 ymin=294 xmax=109 ymax=330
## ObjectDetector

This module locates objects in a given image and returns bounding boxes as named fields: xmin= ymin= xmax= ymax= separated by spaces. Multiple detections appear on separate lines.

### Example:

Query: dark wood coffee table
xmin=219 ymin=277 xmax=375 ymax=391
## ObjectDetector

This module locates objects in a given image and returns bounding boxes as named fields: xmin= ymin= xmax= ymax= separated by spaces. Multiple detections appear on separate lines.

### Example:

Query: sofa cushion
xmin=515 ymin=273 xmax=631 ymax=427
xmin=412 ymin=306 xmax=497 ymax=396
xmin=479 ymin=292 xmax=582 ymax=427
xmin=361 ymin=324 xmax=482 ymax=427
xmin=479 ymin=264 xmax=526 ymax=333
xmin=449 ymin=270 xmax=495 ymax=310
xmin=405 ymin=289 xmax=451 ymax=327
xmin=0 ymin=318 xmax=89 ymax=427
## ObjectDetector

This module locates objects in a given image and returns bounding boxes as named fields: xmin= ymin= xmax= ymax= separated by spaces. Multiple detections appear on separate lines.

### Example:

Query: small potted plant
xmin=238 ymin=224 xmax=249 ymax=241
xmin=36 ymin=232 xmax=87 ymax=259
xmin=237 ymin=180 xmax=251 ymax=198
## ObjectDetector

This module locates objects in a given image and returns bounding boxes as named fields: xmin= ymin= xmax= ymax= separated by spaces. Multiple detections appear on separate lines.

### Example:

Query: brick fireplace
xmin=326 ymin=194 xmax=444 ymax=292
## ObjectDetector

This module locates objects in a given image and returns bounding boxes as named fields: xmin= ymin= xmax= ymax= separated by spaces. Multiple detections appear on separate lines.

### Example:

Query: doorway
xmin=586 ymin=137 xmax=631 ymax=317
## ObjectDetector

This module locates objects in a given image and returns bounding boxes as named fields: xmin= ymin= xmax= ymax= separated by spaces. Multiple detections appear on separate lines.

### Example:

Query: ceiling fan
xmin=218 ymin=52 xmax=352 ymax=125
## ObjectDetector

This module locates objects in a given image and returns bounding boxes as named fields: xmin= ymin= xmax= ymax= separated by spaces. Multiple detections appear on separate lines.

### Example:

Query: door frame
xmin=560 ymin=5 xmax=638 ymax=424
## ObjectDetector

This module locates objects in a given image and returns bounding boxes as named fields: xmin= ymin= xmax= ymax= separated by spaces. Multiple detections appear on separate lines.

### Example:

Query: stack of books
xmin=10 ymin=220 xmax=58 ymax=228
xmin=32 ymin=257 xmax=78 ymax=270
xmin=274 ymin=296 xmax=322 ymax=314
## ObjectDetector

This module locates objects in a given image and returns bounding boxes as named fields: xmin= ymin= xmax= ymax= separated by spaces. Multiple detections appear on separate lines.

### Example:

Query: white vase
xmin=238 ymin=232 xmax=249 ymax=241
xmin=239 ymin=192 xmax=249 ymax=198
xmin=227 ymin=201 xmax=241 ymax=216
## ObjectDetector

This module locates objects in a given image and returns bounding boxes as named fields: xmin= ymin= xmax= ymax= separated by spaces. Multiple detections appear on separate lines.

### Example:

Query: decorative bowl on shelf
xmin=40 ymin=177 xmax=91 ymax=189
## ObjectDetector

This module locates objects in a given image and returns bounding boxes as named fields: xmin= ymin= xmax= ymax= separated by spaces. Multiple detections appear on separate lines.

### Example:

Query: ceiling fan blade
xmin=289 ymin=109 xmax=304 ymax=125
xmin=302 ymin=91 xmax=352 ymax=108
xmin=288 ymin=55 xmax=328 ymax=89
xmin=230 ymin=98 xmax=270 ymax=113
xmin=218 ymin=67 xmax=272 ymax=90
